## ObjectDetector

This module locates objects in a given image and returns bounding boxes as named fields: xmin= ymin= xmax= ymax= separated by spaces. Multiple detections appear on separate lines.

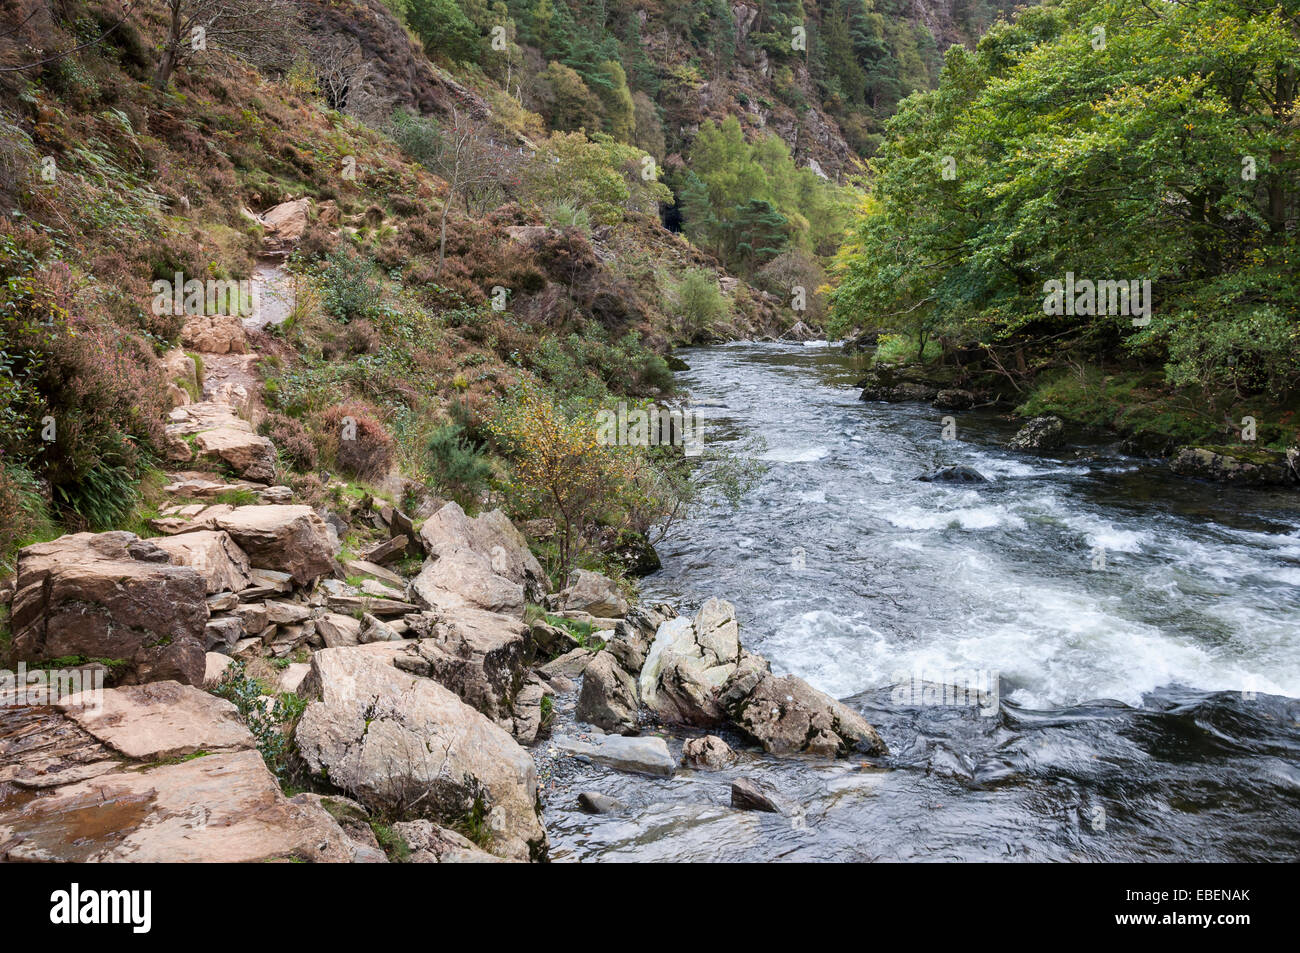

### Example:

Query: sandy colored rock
xmin=10 ymin=533 xmax=208 ymax=686
xmin=58 ymin=681 xmax=252 ymax=760
xmin=294 ymin=648 xmax=546 ymax=861
xmin=152 ymin=530 xmax=251 ymax=594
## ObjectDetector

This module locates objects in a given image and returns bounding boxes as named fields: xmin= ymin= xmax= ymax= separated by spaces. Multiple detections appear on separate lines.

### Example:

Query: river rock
xmin=1008 ymin=415 xmax=1065 ymax=452
xmin=639 ymin=599 xmax=741 ymax=727
xmin=682 ymin=734 xmax=735 ymax=769
xmin=1170 ymin=446 xmax=1297 ymax=486
xmin=726 ymin=673 xmax=889 ymax=758
xmin=10 ymin=532 xmax=209 ymax=686
xmin=731 ymin=776 xmax=797 ymax=815
xmin=576 ymin=651 xmax=639 ymax=734
xmin=553 ymin=733 xmax=675 ymax=777
xmin=557 ymin=569 xmax=628 ymax=618
xmin=934 ymin=388 xmax=978 ymax=410
xmin=917 ymin=466 xmax=989 ymax=484
xmin=294 ymin=647 xmax=546 ymax=861
xmin=393 ymin=608 xmax=534 ymax=727
xmin=577 ymin=791 xmax=628 ymax=815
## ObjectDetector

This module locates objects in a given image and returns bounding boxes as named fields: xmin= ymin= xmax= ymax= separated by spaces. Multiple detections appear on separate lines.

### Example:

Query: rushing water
xmin=542 ymin=342 xmax=1300 ymax=862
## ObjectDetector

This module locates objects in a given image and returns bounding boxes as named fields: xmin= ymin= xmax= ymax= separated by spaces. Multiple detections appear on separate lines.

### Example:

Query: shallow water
xmin=541 ymin=342 xmax=1300 ymax=862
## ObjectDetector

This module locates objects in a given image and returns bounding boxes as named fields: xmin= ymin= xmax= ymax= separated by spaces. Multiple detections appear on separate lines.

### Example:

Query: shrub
xmin=211 ymin=661 xmax=306 ymax=778
xmin=259 ymin=412 xmax=319 ymax=472
xmin=426 ymin=423 xmax=492 ymax=506
xmin=319 ymin=403 xmax=395 ymax=482
xmin=670 ymin=269 xmax=729 ymax=342
xmin=319 ymin=243 xmax=377 ymax=323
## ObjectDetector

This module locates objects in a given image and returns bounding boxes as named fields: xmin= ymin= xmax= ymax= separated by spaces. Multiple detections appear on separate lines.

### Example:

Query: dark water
xmin=541 ymin=342 xmax=1300 ymax=861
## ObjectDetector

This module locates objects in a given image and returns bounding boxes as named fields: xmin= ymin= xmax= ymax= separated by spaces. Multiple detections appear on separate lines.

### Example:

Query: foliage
xmin=211 ymin=661 xmax=308 ymax=778
xmin=669 ymin=269 xmax=729 ymax=341
xmin=830 ymin=0 xmax=1300 ymax=412
xmin=426 ymin=422 xmax=493 ymax=506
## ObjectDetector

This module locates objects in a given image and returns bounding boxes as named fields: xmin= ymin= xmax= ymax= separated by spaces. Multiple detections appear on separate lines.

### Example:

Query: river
xmin=542 ymin=342 xmax=1300 ymax=862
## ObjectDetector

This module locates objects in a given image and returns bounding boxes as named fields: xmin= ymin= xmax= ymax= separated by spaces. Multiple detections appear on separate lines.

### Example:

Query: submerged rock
xmin=577 ymin=791 xmax=628 ymax=815
xmin=731 ymin=777 xmax=798 ymax=815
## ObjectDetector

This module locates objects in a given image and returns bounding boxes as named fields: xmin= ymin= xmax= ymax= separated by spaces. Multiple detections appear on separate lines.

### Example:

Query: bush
xmin=259 ymin=412 xmax=319 ymax=472
xmin=320 ymin=243 xmax=377 ymax=323
xmin=670 ymin=269 xmax=729 ymax=341
xmin=318 ymin=403 xmax=395 ymax=482
xmin=0 ymin=464 xmax=54 ymax=571
xmin=426 ymin=423 xmax=492 ymax=506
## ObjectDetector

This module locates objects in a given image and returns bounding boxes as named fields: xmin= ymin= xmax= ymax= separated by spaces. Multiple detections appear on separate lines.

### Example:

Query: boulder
xmin=639 ymin=599 xmax=741 ymax=727
xmin=538 ymin=647 xmax=598 ymax=681
xmin=412 ymin=550 xmax=525 ymax=617
xmin=577 ymin=792 xmax=628 ymax=815
xmin=934 ymin=388 xmax=977 ymax=410
xmin=917 ymin=466 xmax=989 ymax=484
xmin=576 ymin=651 xmax=639 ymax=734
xmin=358 ymin=613 xmax=402 ymax=644
xmin=394 ymin=608 xmax=533 ymax=727
xmin=206 ymin=506 xmax=337 ymax=584
xmin=557 ymin=569 xmax=628 ymax=618
xmin=553 ymin=733 xmax=676 ymax=777
xmin=204 ymin=616 xmax=243 ymax=652
xmin=1008 ymin=415 xmax=1065 ymax=452
xmin=10 ymin=533 xmax=208 ymax=686
xmin=153 ymin=530 xmax=251 ymax=593
xmin=255 ymin=197 xmax=311 ymax=252
xmin=180 ymin=313 xmax=247 ymax=355
xmin=1170 ymin=446 xmax=1297 ymax=486
xmin=682 ymin=734 xmax=735 ymax=770
xmin=726 ymin=673 xmax=888 ymax=758
xmin=294 ymin=648 xmax=547 ymax=861
xmin=204 ymin=652 xmax=235 ymax=689
xmin=418 ymin=502 xmax=547 ymax=603
xmin=193 ymin=427 xmax=277 ymax=484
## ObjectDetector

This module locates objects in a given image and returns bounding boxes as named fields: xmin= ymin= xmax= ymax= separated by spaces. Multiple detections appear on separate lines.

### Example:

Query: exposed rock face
xmin=726 ymin=673 xmax=888 ymax=758
xmin=11 ymin=533 xmax=209 ymax=686
xmin=1170 ymin=446 xmax=1297 ymax=486
xmin=0 ymin=685 xmax=360 ymax=862
xmin=682 ymin=734 xmax=735 ymax=770
xmin=152 ymin=530 xmax=252 ymax=593
xmin=575 ymin=651 xmax=640 ymax=734
xmin=294 ymin=648 xmax=546 ymax=861
xmin=557 ymin=569 xmax=628 ymax=618
xmin=394 ymin=608 xmax=536 ymax=731
xmin=1008 ymin=415 xmax=1065 ymax=452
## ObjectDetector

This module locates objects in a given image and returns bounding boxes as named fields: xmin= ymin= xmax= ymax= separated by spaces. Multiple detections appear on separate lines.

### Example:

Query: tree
xmin=392 ymin=109 xmax=513 ymax=275
xmin=153 ymin=0 xmax=294 ymax=90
